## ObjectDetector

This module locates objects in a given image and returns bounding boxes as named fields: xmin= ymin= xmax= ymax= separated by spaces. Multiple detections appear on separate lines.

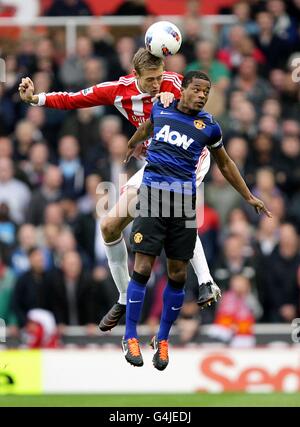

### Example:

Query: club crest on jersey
xmin=134 ymin=233 xmax=143 ymax=244
xmin=155 ymin=125 xmax=194 ymax=150
xmin=194 ymin=119 xmax=206 ymax=130
xmin=82 ymin=87 xmax=93 ymax=96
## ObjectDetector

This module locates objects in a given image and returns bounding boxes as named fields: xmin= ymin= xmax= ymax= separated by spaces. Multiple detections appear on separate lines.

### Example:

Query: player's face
xmin=135 ymin=66 xmax=164 ymax=97
xmin=181 ymin=78 xmax=211 ymax=112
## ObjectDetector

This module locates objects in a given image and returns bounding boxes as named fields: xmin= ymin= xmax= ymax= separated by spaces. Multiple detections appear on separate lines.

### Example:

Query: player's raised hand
xmin=124 ymin=147 xmax=135 ymax=164
xmin=247 ymin=196 xmax=272 ymax=217
xmin=152 ymin=91 xmax=175 ymax=108
xmin=131 ymin=143 xmax=147 ymax=160
xmin=18 ymin=77 xmax=36 ymax=103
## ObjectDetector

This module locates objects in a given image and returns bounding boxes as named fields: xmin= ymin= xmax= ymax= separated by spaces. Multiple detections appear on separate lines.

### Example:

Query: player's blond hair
xmin=133 ymin=48 xmax=164 ymax=75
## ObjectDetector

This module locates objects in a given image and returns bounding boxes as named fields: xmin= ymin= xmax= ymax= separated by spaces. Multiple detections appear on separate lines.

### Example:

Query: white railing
xmin=0 ymin=15 xmax=237 ymax=56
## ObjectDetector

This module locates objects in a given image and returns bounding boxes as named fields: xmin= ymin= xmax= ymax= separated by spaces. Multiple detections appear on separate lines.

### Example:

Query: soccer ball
xmin=145 ymin=21 xmax=182 ymax=58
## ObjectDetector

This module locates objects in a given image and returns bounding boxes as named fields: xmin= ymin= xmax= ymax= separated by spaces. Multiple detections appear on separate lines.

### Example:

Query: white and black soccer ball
xmin=145 ymin=21 xmax=182 ymax=59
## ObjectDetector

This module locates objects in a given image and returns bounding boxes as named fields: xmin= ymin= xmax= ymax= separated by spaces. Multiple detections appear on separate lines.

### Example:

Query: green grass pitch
xmin=0 ymin=393 xmax=299 ymax=407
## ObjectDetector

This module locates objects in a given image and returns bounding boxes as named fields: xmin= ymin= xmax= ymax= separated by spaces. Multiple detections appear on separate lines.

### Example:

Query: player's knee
xmin=168 ymin=269 xmax=187 ymax=284
xmin=101 ymin=217 xmax=121 ymax=242
xmin=134 ymin=260 xmax=152 ymax=277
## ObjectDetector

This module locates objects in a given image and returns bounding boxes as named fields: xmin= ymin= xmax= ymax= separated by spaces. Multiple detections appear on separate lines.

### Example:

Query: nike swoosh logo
xmin=171 ymin=306 xmax=182 ymax=311
xmin=160 ymin=112 xmax=172 ymax=115
xmin=129 ymin=299 xmax=142 ymax=303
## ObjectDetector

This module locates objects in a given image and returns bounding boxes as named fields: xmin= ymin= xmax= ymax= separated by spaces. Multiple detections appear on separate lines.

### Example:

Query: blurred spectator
xmin=164 ymin=54 xmax=187 ymax=75
xmin=59 ymin=36 xmax=94 ymax=90
xmin=267 ymin=0 xmax=299 ymax=46
xmin=275 ymin=135 xmax=300 ymax=197
xmin=13 ymin=119 xmax=42 ymax=163
xmin=45 ymin=0 xmax=92 ymax=16
xmin=257 ymin=115 xmax=281 ymax=141
xmin=57 ymin=135 xmax=85 ymax=199
xmin=48 ymin=251 xmax=97 ymax=329
xmin=13 ymin=247 xmax=51 ymax=327
xmin=244 ymin=167 xmax=280 ymax=224
xmin=253 ymin=11 xmax=290 ymax=72
xmin=95 ymin=133 xmax=133 ymax=192
xmin=0 ymin=252 xmax=18 ymax=330
xmin=225 ymin=100 xmax=257 ymax=141
xmin=0 ymin=203 xmax=16 ymax=248
xmin=44 ymin=203 xmax=64 ymax=228
xmin=84 ymin=57 xmax=107 ymax=88
xmin=60 ymin=107 xmax=101 ymax=156
xmin=257 ymin=223 xmax=300 ymax=322
xmin=78 ymin=173 xmax=102 ymax=214
xmin=10 ymin=224 xmax=37 ymax=276
xmin=219 ymin=32 xmax=266 ymax=72
xmin=227 ymin=56 xmax=272 ymax=109
xmin=0 ymin=137 xmax=13 ymax=159
xmin=24 ymin=309 xmax=59 ymax=348
xmin=219 ymin=1 xmax=258 ymax=48
xmin=205 ymin=163 xmax=241 ymax=226
xmin=218 ymin=26 xmax=264 ymax=72
xmin=213 ymin=234 xmax=257 ymax=292
xmin=26 ymin=165 xmax=62 ymax=226
xmin=186 ymin=40 xmax=230 ymax=92
xmin=246 ymin=133 xmax=275 ymax=184
xmin=115 ymin=37 xmax=136 ymax=75
xmin=226 ymin=136 xmax=249 ymax=177
xmin=181 ymin=17 xmax=205 ymax=63
xmin=208 ymin=275 xmax=261 ymax=347
xmin=86 ymin=114 xmax=124 ymax=167
xmin=0 ymin=158 xmax=31 ymax=224
xmin=21 ymin=142 xmax=50 ymax=189
xmin=255 ymin=215 xmax=280 ymax=256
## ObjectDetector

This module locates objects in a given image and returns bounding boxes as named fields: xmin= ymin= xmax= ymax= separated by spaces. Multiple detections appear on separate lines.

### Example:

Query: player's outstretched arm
xmin=124 ymin=119 xmax=154 ymax=163
xmin=210 ymin=146 xmax=272 ymax=217
xmin=18 ymin=76 xmax=118 ymax=109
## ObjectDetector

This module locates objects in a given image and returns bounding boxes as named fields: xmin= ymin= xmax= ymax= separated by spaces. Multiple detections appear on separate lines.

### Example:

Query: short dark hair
xmin=182 ymin=71 xmax=211 ymax=88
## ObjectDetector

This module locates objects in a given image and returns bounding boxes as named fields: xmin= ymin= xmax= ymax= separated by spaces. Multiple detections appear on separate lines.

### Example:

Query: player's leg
xmin=122 ymin=184 xmax=164 ymax=367
xmin=122 ymin=252 xmax=156 ymax=367
xmin=151 ymin=209 xmax=196 ymax=371
xmin=99 ymin=167 xmax=145 ymax=332
xmin=151 ymin=258 xmax=188 ymax=371
xmin=193 ymin=148 xmax=221 ymax=307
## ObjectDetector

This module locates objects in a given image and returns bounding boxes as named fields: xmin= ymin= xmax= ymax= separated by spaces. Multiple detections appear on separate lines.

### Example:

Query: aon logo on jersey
xmin=155 ymin=125 xmax=194 ymax=150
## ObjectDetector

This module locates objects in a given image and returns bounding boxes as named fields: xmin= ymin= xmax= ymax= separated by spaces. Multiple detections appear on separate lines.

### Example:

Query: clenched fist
xmin=18 ymin=77 xmax=38 ymax=104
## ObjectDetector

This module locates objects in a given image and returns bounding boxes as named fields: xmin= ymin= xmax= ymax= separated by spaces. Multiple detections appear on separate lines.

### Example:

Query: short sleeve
xmin=207 ymin=121 xmax=223 ymax=150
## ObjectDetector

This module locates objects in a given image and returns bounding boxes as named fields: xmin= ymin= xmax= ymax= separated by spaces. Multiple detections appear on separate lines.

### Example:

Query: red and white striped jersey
xmin=36 ymin=71 xmax=182 ymax=128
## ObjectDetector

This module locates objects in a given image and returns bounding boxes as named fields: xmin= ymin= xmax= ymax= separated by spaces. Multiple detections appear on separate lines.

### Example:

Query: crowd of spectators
xmin=0 ymin=0 xmax=299 ymax=346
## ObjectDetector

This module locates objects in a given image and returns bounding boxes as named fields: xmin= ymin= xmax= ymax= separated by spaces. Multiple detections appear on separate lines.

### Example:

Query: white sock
xmin=104 ymin=235 xmax=130 ymax=305
xmin=190 ymin=234 xmax=213 ymax=286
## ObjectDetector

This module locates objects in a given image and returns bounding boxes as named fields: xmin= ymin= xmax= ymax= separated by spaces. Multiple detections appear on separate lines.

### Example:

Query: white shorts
xmin=121 ymin=147 xmax=211 ymax=193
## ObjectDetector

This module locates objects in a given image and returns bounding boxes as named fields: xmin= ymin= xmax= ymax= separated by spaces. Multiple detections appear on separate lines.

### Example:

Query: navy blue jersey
xmin=142 ymin=100 xmax=223 ymax=194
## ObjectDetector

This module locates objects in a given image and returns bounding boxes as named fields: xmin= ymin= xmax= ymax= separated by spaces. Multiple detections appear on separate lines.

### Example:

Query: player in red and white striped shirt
xmin=19 ymin=48 xmax=220 ymax=331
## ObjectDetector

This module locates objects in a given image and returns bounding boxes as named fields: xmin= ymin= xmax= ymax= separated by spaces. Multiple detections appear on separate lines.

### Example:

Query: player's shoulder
xmin=201 ymin=110 xmax=221 ymax=128
xmin=162 ymin=71 xmax=182 ymax=89
xmin=116 ymin=73 xmax=136 ymax=87
xmin=97 ymin=73 xmax=136 ymax=89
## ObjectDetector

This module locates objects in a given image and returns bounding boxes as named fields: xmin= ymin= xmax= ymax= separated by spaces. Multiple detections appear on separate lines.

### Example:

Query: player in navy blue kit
xmin=122 ymin=71 xmax=271 ymax=370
